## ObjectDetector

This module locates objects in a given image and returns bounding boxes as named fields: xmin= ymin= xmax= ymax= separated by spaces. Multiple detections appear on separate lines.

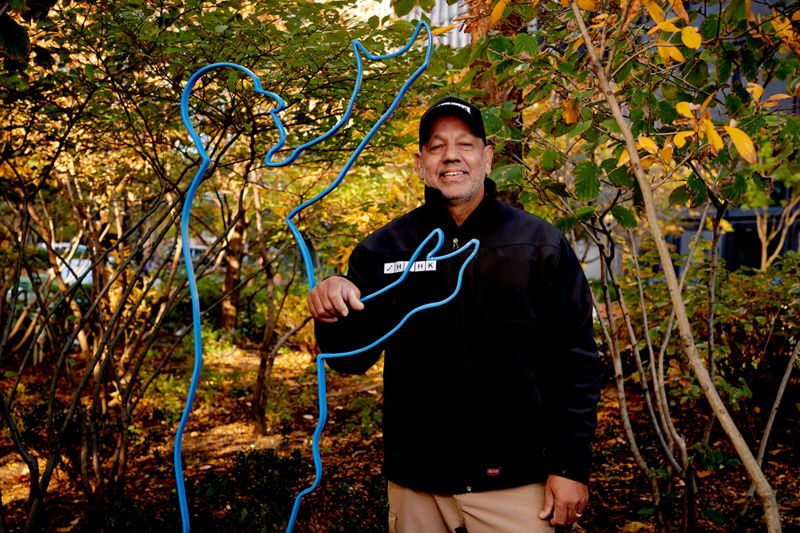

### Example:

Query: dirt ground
xmin=1 ymin=346 xmax=798 ymax=532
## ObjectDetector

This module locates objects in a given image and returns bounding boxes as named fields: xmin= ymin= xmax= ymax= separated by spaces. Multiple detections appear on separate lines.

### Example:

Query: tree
xmin=0 ymin=0 xmax=430 ymax=528
xmin=413 ymin=0 xmax=799 ymax=530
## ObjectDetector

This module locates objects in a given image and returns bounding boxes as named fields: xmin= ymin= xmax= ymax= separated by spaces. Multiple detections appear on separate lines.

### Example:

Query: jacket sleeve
xmin=314 ymin=244 xmax=387 ymax=375
xmin=541 ymin=235 xmax=601 ymax=484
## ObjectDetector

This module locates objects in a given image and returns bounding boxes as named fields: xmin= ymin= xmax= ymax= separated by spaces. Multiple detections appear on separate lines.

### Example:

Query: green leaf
xmin=568 ymin=120 xmax=593 ymax=138
xmin=684 ymin=58 xmax=709 ymax=87
xmin=491 ymin=164 xmax=525 ymax=186
xmin=574 ymin=161 xmax=601 ymax=202
xmin=393 ymin=0 xmax=416 ymax=16
xmin=629 ymin=108 xmax=644 ymax=136
xmin=722 ymin=173 xmax=747 ymax=202
xmin=575 ymin=205 xmax=595 ymax=220
xmin=555 ymin=215 xmax=578 ymax=231
xmin=607 ymin=164 xmax=634 ymax=188
xmin=687 ymin=174 xmax=708 ymax=204
xmin=669 ymin=185 xmax=691 ymax=206
xmin=514 ymin=33 xmax=538 ymax=56
xmin=661 ymin=83 xmax=679 ymax=101
xmin=541 ymin=149 xmax=563 ymax=171
xmin=488 ymin=35 xmax=512 ymax=61
xmin=2 ymin=371 xmax=15 ymax=378
xmin=717 ymin=52 xmax=734 ymax=83
xmin=543 ymin=179 xmax=568 ymax=197
xmin=611 ymin=205 xmax=637 ymax=229
xmin=482 ymin=110 xmax=503 ymax=137
xmin=601 ymin=118 xmax=621 ymax=134
xmin=658 ymin=100 xmax=678 ymax=125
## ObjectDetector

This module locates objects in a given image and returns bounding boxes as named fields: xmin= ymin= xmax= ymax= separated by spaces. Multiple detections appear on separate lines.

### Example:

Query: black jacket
xmin=316 ymin=179 xmax=600 ymax=493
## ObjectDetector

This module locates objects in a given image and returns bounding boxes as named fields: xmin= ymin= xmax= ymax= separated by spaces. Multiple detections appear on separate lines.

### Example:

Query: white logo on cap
xmin=436 ymin=101 xmax=472 ymax=114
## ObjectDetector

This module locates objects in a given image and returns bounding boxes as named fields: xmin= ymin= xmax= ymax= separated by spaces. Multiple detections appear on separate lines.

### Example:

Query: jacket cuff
xmin=544 ymin=444 xmax=592 ymax=484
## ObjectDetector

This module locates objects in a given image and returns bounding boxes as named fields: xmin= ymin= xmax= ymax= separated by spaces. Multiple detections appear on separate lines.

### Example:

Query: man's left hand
xmin=538 ymin=475 xmax=588 ymax=526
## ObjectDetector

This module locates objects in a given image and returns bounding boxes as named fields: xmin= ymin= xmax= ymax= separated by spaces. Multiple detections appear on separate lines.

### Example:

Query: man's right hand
xmin=307 ymin=276 xmax=364 ymax=323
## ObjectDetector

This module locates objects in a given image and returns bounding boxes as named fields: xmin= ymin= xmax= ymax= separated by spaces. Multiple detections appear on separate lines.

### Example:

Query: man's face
xmin=416 ymin=115 xmax=493 ymax=205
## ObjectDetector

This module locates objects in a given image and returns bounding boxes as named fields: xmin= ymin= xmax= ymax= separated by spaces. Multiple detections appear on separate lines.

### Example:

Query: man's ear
xmin=483 ymin=144 xmax=493 ymax=175
xmin=414 ymin=151 xmax=424 ymax=178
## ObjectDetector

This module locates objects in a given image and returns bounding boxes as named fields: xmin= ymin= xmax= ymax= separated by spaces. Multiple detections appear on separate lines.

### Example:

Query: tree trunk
xmin=569 ymin=4 xmax=782 ymax=530
xmin=220 ymin=213 xmax=246 ymax=330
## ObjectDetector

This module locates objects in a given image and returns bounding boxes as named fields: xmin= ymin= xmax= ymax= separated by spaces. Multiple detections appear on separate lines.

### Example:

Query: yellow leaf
xmin=763 ymin=93 xmax=792 ymax=108
xmin=700 ymin=91 xmax=717 ymax=113
xmin=657 ymin=41 xmax=671 ymax=62
xmin=673 ymin=130 xmax=694 ymax=148
xmin=641 ymin=0 xmax=665 ymax=23
xmin=624 ymin=0 xmax=643 ymax=26
xmin=640 ymin=155 xmax=657 ymax=169
xmin=746 ymin=81 xmax=764 ymax=102
xmin=681 ymin=26 xmax=702 ymax=49
xmin=719 ymin=219 xmax=734 ymax=233
xmin=668 ymin=44 xmax=685 ymax=62
xmin=656 ymin=21 xmax=681 ymax=32
xmin=703 ymin=118 xmax=723 ymax=153
xmin=618 ymin=148 xmax=631 ymax=166
xmin=659 ymin=145 xmax=674 ymax=162
xmin=431 ymin=23 xmax=458 ymax=36
xmin=577 ymin=0 xmax=597 ymax=10
xmin=637 ymin=136 xmax=659 ymax=153
xmin=563 ymin=98 xmax=580 ymax=124
xmin=670 ymin=0 xmax=689 ymax=23
xmin=723 ymin=125 xmax=757 ymax=164
xmin=490 ymin=0 xmax=508 ymax=26
xmin=675 ymin=101 xmax=694 ymax=118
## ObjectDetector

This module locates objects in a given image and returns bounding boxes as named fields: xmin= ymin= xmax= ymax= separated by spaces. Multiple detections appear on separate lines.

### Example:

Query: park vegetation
xmin=1 ymin=0 xmax=798 ymax=531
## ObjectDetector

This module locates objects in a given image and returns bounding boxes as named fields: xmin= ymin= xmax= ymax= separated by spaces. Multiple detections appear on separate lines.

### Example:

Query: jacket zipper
xmin=452 ymin=237 xmax=459 ymax=250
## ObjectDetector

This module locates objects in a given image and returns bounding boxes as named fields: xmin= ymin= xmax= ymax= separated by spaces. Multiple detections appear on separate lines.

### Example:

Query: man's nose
xmin=442 ymin=142 xmax=462 ymax=162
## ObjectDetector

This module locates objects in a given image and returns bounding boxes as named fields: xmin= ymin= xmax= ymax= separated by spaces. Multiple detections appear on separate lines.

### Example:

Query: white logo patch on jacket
xmin=383 ymin=260 xmax=437 ymax=274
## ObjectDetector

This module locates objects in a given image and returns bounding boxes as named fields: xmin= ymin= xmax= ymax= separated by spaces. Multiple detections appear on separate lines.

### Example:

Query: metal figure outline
xmin=176 ymin=20 xmax=480 ymax=532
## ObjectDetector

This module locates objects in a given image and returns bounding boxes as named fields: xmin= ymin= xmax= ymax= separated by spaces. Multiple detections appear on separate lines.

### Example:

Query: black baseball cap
xmin=418 ymin=96 xmax=487 ymax=149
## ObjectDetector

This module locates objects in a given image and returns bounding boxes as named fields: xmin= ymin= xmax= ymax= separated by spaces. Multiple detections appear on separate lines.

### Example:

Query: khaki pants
xmin=387 ymin=481 xmax=555 ymax=533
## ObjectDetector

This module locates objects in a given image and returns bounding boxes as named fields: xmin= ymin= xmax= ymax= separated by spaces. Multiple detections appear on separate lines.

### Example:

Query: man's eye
xmin=460 ymin=143 xmax=474 ymax=150
xmin=429 ymin=144 xmax=443 ymax=152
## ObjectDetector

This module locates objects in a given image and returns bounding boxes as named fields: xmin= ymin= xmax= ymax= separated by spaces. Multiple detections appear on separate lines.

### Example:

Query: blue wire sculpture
xmin=176 ymin=20 xmax=480 ymax=532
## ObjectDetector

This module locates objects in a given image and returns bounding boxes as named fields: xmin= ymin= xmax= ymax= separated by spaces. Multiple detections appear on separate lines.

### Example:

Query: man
xmin=308 ymin=96 xmax=600 ymax=532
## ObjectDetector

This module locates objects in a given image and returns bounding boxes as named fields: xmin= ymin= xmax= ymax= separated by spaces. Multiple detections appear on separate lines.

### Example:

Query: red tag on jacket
xmin=486 ymin=468 xmax=501 ymax=477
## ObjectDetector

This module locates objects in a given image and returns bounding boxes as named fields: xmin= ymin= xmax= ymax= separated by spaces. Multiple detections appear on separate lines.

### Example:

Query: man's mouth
xmin=440 ymin=170 xmax=467 ymax=177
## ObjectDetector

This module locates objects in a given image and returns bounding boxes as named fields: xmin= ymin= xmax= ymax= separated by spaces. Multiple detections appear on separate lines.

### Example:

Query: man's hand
xmin=538 ymin=475 xmax=588 ymax=526
xmin=307 ymin=276 xmax=364 ymax=323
